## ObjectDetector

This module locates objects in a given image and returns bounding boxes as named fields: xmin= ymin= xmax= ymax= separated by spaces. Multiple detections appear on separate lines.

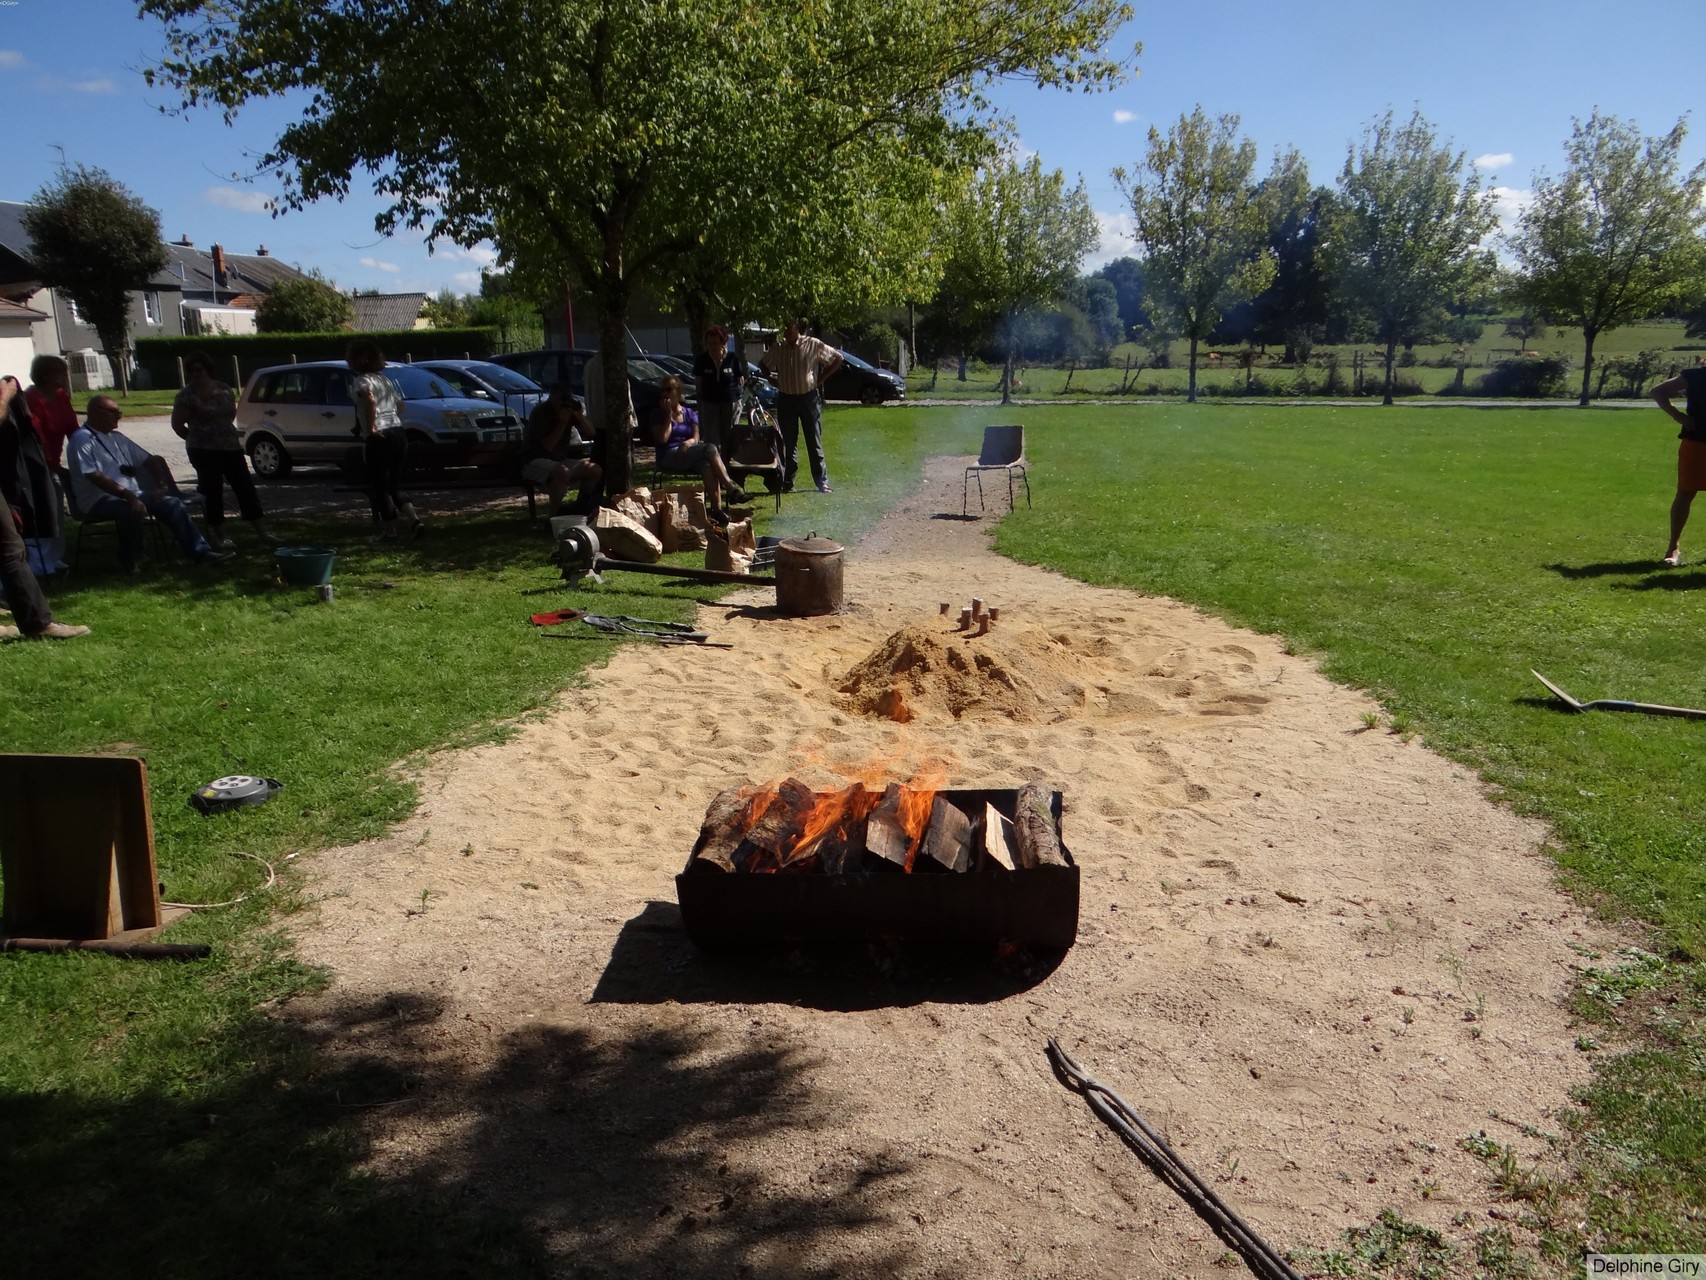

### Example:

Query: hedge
xmin=133 ymin=326 xmax=502 ymax=388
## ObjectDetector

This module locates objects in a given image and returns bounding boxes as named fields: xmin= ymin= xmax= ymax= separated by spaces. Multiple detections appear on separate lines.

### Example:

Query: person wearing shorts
xmin=522 ymin=384 xmax=602 ymax=518
xmin=1652 ymin=361 xmax=1706 ymax=566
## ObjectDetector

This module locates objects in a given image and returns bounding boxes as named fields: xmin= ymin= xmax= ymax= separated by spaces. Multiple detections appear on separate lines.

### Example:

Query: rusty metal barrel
xmin=774 ymin=534 xmax=844 ymax=616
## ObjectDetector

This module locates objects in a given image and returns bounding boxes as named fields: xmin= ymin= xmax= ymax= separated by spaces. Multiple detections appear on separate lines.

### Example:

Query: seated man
xmin=522 ymin=384 xmax=603 ymax=518
xmin=66 ymin=396 xmax=231 ymax=572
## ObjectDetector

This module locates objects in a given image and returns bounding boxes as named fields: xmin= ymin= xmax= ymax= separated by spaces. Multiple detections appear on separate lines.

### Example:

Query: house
xmin=350 ymin=292 xmax=430 ymax=331
xmin=0 ymin=201 xmax=310 ymax=385
xmin=0 ymin=297 xmax=51 ymax=379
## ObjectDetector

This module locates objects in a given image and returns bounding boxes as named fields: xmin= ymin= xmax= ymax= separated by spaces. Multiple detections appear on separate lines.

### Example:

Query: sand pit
xmin=290 ymin=455 xmax=1618 ymax=1278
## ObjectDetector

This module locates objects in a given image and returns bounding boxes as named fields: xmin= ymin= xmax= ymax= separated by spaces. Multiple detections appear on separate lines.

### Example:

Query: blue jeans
xmin=84 ymin=491 xmax=211 ymax=568
xmin=776 ymin=391 xmax=827 ymax=490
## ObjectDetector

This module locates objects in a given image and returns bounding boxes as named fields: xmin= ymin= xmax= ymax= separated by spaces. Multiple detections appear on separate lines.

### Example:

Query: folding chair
xmin=54 ymin=466 xmax=166 ymax=574
xmin=964 ymin=425 xmax=1030 ymax=514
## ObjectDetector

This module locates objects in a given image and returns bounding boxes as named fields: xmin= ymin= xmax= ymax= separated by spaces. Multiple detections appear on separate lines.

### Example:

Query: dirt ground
xmin=290 ymin=455 xmax=1617 ymax=1278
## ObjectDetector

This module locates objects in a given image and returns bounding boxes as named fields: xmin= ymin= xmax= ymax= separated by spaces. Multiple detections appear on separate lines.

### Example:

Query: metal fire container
xmin=675 ymin=787 xmax=1077 ymax=948
xmin=774 ymin=534 xmax=844 ymax=616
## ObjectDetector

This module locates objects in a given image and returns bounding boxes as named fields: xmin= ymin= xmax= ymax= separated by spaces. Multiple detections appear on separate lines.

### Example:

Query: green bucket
xmin=274 ymin=546 xmax=336 ymax=586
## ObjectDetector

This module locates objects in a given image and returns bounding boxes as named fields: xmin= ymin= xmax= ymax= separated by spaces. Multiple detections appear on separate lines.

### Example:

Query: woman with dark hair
xmin=346 ymin=338 xmax=423 ymax=541
xmin=0 ymin=375 xmax=87 ymax=639
xmin=23 ymin=354 xmax=75 ymax=573
xmin=171 ymin=351 xmax=276 ymax=549
xmin=645 ymin=376 xmax=747 ymax=515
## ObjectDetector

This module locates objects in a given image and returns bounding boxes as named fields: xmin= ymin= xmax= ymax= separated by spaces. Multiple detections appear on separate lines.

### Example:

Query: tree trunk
xmin=1382 ymin=338 xmax=1396 ymax=406
xmin=956 ymin=353 xmax=968 ymax=382
xmin=683 ymin=294 xmax=710 ymax=354
xmin=1187 ymin=336 xmax=1199 ymax=404
xmin=1000 ymin=347 xmax=1013 ymax=406
xmin=595 ymin=260 xmax=634 ymax=494
xmin=1579 ymin=329 xmax=1597 ymax=407
xmin=1062 ymin=358 xmax=1076 ymax=393
xmin=1120 ymin=353 xmax=1134 ymax=393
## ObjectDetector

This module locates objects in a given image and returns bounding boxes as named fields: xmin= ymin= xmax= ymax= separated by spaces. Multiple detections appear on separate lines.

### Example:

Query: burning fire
xmin=701 ymin=770 xmax=948 ymax=875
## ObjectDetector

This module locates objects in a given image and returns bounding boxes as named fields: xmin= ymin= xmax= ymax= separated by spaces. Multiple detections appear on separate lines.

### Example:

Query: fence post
xmin=230 ymin=354 xmax=242 ymax=387
xmin=405 ymin=351 xmax=413 ymax=363
xmin=175 ymin=356 xmax=186 ymax=389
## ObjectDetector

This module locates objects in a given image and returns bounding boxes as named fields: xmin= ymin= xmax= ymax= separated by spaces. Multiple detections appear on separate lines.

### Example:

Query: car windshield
xmin=627 ymin=358 xmax=672 ymax=382
xmin=461 ymin=362 xmax=541 ymax=393
xmin=838 ymin=350 xmax=876 ymax=372
xmin=387 ymin=365 xmax=463 ymax=401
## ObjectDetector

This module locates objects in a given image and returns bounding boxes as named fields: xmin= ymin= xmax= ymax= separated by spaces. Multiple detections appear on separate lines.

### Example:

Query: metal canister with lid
xmin=774 ymin=533 xmax=844 ymax=616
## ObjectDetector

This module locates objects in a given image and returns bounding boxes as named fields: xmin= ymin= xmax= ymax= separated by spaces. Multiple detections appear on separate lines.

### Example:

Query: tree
xmin=1509 ymin=111 xmax=1706 ymax=406
xmin=254 ymin=271 xmax=354 ymax=333
xmin=21 ymin=165 xmax=167 ymax=395
xmin=1503 ymin=313 xmax=1547 ymax=350
xmin=1117 ymin=108 xmax=1276 ymax=402
xmin=145 ymin=0 xmax=1133 ymax=490
xmin=1249 ymin=151 xmax=1333 ymax=364
xmin=422 ymin=287 xmax=472 ymax=328
xmin=1328 ymin=110 xmax=1496 ymax=405
xmin=1090 ymin=256 xmax=1148 ymax=337
xmin=934 ymin=157 xmax=1098 ymax=404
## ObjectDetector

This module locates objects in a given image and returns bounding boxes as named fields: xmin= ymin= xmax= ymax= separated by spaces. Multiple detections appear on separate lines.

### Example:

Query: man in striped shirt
xmin=760 ymin=320 xmax=843 ymax=493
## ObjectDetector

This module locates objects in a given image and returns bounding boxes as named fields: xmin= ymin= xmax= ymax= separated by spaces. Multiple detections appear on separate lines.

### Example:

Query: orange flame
xmin=729 ymin=766 xmax=950 ymax=873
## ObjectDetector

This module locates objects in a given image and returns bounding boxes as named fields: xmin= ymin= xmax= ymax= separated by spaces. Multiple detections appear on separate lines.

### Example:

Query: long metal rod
xmin=591 ymin=555 xmax=774 ymax=586
xmin=1530 ymin=669 xmax=1706 ymax=720
xmin=1046 ymin=1038 xmax=1303 ymax=1280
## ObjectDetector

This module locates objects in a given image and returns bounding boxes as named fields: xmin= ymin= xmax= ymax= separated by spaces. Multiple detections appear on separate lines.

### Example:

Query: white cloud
xmin=450 ymin=270 xmax=484 ymax=290
xmin=67 ymin=77 xmax=116 ymax=94
xmin=1489 ymin=185 xmax=1533 ymax=241
xmin=359 ymin=256 xmax=401 ymax=273
xmin=1473 ymin=152 xmax=1513 ymax=170
xmin=1112 ymin=109 xmax=1136 ymax=125
xmin=0 ymin=50 xmax=25 ymax=71
xmin=203 ymin=186 xmax=274 ymax=214
xmin=1082 ymin=208 xmax=1136 ymax=271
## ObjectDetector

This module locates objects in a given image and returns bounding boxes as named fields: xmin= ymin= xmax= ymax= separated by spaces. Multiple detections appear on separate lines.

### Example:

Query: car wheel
xmin=248 ymin=435 xmax=291 ymax=479
xmin=859 ymin=385 xmax=884 ymax=406
xmin=405 ymin=431 xmax=442 ymax=474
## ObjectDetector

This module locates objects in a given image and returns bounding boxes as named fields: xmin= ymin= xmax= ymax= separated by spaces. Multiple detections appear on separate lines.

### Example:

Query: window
xmin=66 ymin=297 xmax=82 ymax=325
xmin=142 ymin=292 xmax=160 ymax=326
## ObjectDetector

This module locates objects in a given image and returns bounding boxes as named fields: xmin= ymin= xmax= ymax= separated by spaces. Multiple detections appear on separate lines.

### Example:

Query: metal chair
xmin=54 ymin=466 xmax=165 ymax=573
xmin=964 ymin=425 xmax=1030 ymax=514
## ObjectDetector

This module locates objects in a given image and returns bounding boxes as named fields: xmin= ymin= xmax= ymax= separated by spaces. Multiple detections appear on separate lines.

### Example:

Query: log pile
xmin=687 ymin=781 xmax=1064 ymax=876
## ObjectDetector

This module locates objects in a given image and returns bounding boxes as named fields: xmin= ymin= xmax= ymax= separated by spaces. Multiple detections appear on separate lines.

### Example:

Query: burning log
xmin=738 ymin=777 xmax=819 ymax=872
xmin=690 ymin=785 xmax=756 ymax=873
xmin=864 ymin=783 xmax=911 ymax=870
xmin=1011 ymin=782 xmax=1067 ymax=869
xmin=982 ymin=801 xmax=1017 ymax=871
xmin=797 ymin=783 xmax=876 ymax=874
xmin=919 ymin=795 xmax=973 ymax=872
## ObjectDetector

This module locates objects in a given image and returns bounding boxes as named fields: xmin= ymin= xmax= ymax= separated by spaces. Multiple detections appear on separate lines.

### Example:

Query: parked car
xmin=489 ymin=349 xmax=686 ymax=421
xmin=822 ymin=349 xmax=906 ymax=405
xmin=645 ymin=350 xmax=779 ymax=410
xmin=236 ymin=361 xmax=521 ymax=479
xmin=410 ymin=358 xmax=547 ymax=423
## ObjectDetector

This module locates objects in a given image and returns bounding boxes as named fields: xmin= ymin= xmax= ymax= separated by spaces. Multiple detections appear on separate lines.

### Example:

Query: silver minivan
xmin=236 ymin=361 xmax=521 ymax=478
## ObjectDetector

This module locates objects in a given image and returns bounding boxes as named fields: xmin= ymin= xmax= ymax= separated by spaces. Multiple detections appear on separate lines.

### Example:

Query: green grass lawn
xmin=3 ymin=401 xmax=1704 ymax=1268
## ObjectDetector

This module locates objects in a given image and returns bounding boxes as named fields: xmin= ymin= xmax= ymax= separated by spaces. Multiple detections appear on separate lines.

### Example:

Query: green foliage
xmin=1328 ymin=109 xmax=1498 ymax=404
xmin=1249 ymin=150 xmax=1333 ymax=363
xmin=1511 ymin=112 xmax=1706 ymax=405
xmin=933 ymin=155 xmax=1099 ymax=402
xmin=1089 ymin=255 xmax=1148 ymax=336
xmin=22 ymin=164 xmax=168 ymax=388
xmin=254 ymin=270 xmax=354 ymax=333
xmin=144 ymin=0 xmax=1135 ymax=482
xmin=1473 ymin=356 xmax=1571 ymax=398
xmin=1117 ymin=107 xmax=1276 ymax=401
xmin=133 ymin=328 xmax=500 ymax=386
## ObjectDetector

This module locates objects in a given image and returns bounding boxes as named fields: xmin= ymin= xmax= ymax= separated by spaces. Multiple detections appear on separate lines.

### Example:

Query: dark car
xmin=236 ymin=361 xmax=520 ymax=478
xmin=822 ymin=349 xmax=906 ymax=405
xmin=489 ymin=349 xmax=684 ymax=421
xmin=410 ymin=358 xmax=547 ymax=423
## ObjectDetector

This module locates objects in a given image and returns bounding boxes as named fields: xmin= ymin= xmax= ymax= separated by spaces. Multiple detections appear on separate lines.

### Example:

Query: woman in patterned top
xmin=346 ymin=338 xmax=424 ymax=541
xmin=171 ymin=351 xmax=277 ymax=549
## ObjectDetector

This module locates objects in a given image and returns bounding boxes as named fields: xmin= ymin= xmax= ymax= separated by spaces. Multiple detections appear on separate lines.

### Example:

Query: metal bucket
xmin=774 ymin=534 xmax=843 ymax=616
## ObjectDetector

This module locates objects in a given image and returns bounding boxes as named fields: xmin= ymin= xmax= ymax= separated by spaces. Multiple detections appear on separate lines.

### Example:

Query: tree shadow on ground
xmin=0 ymin=986 xmax=917 ymax=1278
xmin=1614 ymin=570 xmax=1706 ymax=592
xmin=592 ymin=900 xmax=1066 ymax=1011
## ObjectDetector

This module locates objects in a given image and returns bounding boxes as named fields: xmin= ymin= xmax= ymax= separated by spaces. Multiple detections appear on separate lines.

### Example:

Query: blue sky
xmin=3 ymin=0 xmax=1701 ymax=293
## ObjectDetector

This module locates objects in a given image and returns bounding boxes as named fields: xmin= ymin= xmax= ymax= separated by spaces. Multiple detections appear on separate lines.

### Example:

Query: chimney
xmin=256 ymin=245 xmax=269 ymax=256
xmin=212 ymin=243 xmax=227 ymax=288
xmin=178 ymin=234 xmax=193 ymax=246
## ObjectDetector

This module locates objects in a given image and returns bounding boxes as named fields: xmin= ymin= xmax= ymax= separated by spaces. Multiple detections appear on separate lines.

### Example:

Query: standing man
xmin=692 ymin=324 xmax=744 ymax=452
xmin=0 ymin=376 xmax=88 ymax=639
xmin=760 ymin=319 xmax=843 ymax=493
xmin=66 ymin=396 xmax=231 ymax=572
xmin=1652 ymin=359 xmax=1706 ymax=567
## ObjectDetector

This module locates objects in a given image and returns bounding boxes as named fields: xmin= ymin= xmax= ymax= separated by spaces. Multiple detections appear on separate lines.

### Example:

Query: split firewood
xmin=971 ymin=597 xmax=985 ymax=618
xmin=1011 ymin=782 xmax=1066 ymax=869
xmin=736 ymin=777 xmax=817 ymax=871
xmin=981 ymin=801 xmax=1017 ymax=871
xmin=864 ymin=783 xmax=910 ymax=870
xmin=691 ymin=785 xmax=754 ymax=872
xmin=919 ymin=795 xmax=973 ymax=872
xmin=799 ymin=783 xmax=870 ymax=874
xmin=958 ymin=607 xmax=973 ymax=631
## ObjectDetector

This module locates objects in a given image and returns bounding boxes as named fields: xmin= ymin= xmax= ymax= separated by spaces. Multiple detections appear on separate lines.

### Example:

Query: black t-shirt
xmin=692 ymin=351 xmax=744 ymax=404
xmin=1681 ymin=366 xmax=1706 ymax=442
